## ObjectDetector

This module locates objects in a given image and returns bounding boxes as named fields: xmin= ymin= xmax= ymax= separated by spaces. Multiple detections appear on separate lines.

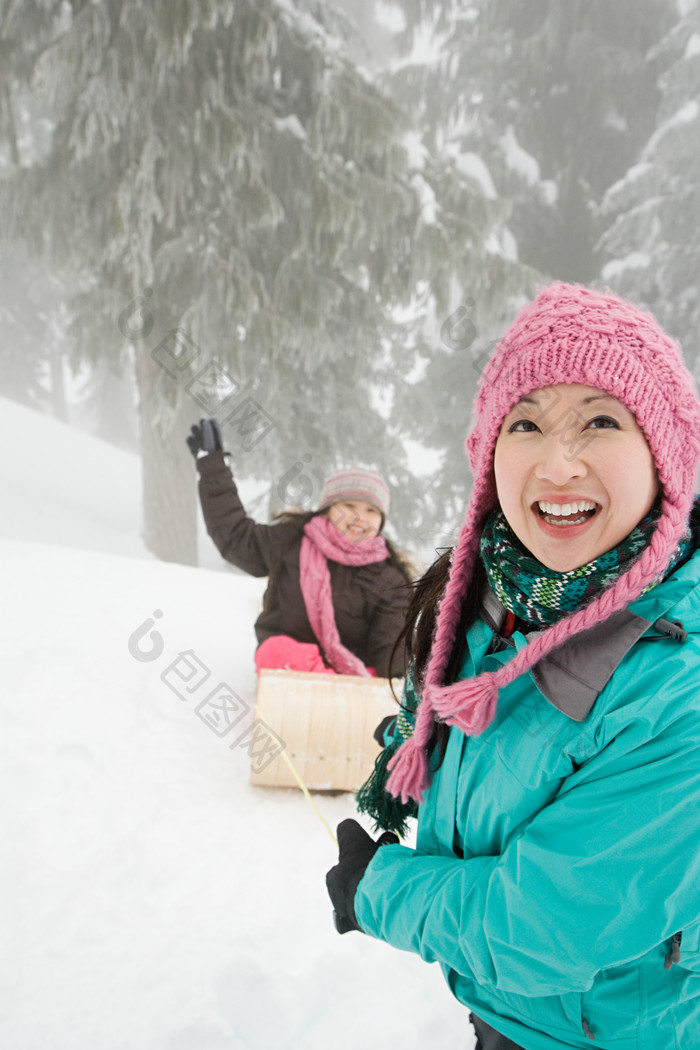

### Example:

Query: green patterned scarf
xmin=356 ymin=672 xmax=420 ymax=836
xmin=357 ymin=503 xmax=696 ymax=834
xmin=480 ymin=508 xmax=690 ymax=628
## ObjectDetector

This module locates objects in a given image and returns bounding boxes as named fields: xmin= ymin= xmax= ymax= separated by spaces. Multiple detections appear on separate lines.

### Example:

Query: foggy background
xmin=2 ymin=0 xmax=698 ymax=567
xmin=5 ymin=7 xmax=699 ymax=1047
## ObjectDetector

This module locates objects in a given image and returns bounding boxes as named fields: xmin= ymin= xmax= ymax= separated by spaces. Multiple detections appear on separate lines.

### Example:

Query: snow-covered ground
xmin=0 ymin=397 xmax=470 ymax=1049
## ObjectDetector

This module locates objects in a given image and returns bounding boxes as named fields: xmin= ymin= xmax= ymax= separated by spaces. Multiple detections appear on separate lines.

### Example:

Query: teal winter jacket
xmin=355 ymin=548 xmax=700 ymax=1050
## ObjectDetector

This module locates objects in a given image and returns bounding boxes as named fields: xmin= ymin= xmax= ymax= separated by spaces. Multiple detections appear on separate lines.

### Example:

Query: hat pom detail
xmin=386 ymin=738 xmax=429 ymax=805
xmin=428 ymin=674 xmax=499 ymax=736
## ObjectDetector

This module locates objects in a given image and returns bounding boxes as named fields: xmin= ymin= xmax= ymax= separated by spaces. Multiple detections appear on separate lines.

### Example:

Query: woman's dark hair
xmin=396 ymin=547 xmax=484 ymax=680
xmin=390 ymin=546 xmax=487 ymax=758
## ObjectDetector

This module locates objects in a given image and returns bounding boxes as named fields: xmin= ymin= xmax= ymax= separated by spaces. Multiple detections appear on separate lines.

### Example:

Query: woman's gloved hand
xmin=186 ymin=418 xmax=225 ymax=458
xmin=326 ymin=818 xmax=399 ymax=934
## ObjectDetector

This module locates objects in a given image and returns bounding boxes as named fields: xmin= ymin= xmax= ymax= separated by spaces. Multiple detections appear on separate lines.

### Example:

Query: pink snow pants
xmin=254 ymin=635 xmax=336 ymax=675
xmin=254 ymin=635 xmax=377 ymax=677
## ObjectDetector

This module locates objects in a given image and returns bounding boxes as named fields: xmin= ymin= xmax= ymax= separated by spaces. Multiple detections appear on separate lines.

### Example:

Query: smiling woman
xmin=327 ymin=282 xmax=700 ymax=1050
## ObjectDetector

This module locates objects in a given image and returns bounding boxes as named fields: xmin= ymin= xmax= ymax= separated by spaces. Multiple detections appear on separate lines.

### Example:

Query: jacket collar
xmin=480 ymin=578 xmax=691 ymax=723
xmin=529 ymin=609 xmax=652 ymax=721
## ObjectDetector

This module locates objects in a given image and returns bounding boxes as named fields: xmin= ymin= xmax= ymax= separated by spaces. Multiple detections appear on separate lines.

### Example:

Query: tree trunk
xmin=134 ymin=346 xmax=198 ymax=565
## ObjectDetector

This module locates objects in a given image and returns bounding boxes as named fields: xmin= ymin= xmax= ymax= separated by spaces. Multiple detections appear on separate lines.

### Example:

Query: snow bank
xmin=0 ymin=393 xmax=146 ymax=559
xmin=1 ymin=398 xmax=470 ymax=1049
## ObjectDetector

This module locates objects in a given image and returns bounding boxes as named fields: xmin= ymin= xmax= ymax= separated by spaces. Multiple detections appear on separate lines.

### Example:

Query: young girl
xmin=326 ymin=283 xmax=700 ymax=1049
xmin=187 ymin=423 xmax=411 ymax=679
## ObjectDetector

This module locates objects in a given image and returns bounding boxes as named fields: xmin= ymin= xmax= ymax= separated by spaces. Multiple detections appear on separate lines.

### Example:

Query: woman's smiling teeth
xmin=536 ymin=500 xmax=598 ymax=526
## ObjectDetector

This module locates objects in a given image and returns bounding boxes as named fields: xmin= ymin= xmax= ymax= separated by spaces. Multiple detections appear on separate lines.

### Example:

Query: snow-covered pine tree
xmin=314 ymin=0 xmax=539 ymax=551
xmin=596 ymin=0 xmax=700 ymax=368
xmin=0 ymin=2 xmax=74 ymax=420
xmin=0 ymin=246 xmax=70 ymax=418
xmin=362 ymin=0 xmax=675 ymax=548
xmin=2 ymin=0 xmax=494 ymax=563
xmin=388 ymin=0 xmax=673 ymax=280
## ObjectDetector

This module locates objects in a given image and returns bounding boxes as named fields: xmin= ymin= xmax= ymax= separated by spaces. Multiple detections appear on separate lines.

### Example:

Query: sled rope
xmin=254 ymin=702 xmax=338 ymax=848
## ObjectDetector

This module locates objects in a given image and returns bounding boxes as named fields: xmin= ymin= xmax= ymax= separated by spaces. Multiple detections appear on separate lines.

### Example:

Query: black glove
xmin=326 ymin=818 xmax=399 ymax=934
xmin=373 ymin=714 xmax=397 ymax=747
xmin=186 ymin=418 xmax=224 ymax=458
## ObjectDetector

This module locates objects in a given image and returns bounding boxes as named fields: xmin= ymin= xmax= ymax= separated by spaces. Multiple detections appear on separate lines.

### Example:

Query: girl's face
xmin=494 ymin=383 xmax=659 ymax=571
xmin=327 ymin=499 xmax=383 ymax=542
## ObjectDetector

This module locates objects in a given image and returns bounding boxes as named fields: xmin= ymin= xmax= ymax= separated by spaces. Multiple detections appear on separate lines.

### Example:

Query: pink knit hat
xmin=318 ymin=468 xmax=390 ymax=520
xmin=387 ymin=282 xmax=700 ymax=805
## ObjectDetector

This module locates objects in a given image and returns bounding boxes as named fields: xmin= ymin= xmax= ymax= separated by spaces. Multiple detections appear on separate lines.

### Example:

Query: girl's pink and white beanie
xmin=318 ymin=468 xmax=390 ymax=521
xmin=387 ymin=281 xmax=700 ymax=805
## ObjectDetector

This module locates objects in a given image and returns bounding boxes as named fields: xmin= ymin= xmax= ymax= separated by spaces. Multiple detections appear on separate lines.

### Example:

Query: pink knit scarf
xmin=299 ymin=515 xmax=389 ymax=676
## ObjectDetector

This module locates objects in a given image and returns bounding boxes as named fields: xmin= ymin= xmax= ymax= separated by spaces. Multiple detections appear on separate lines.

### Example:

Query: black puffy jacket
xmin=197 ymin=452 xmax=410 ymax=677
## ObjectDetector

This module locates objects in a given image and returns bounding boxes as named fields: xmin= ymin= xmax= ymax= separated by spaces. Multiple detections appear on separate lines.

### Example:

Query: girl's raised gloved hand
xmin=186 ymin=418 xmax=224 ymax=458
xmin=326 ymin=818 xmax=398 ymax=934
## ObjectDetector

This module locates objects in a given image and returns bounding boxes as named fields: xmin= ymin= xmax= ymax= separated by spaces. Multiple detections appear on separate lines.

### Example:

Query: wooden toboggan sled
xmin=251 ymin=668 xmax=398 ymax=793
